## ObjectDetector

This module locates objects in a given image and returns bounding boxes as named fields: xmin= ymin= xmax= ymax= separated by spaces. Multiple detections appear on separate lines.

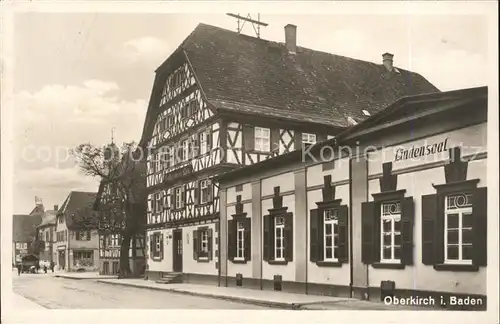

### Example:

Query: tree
xmin=71 ymin=142 xmax=147 ymax=278
xmin=28 ymin=238 xmax=45 ymax=256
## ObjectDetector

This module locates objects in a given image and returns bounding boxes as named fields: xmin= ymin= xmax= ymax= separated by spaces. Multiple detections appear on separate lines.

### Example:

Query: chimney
xmin=382 ymin=52 xmax=394 ymax=71
xmin=54 ymin=205 xmax=59 ymax=211
xmin=284 ymin=24 xmax=297 ymax=54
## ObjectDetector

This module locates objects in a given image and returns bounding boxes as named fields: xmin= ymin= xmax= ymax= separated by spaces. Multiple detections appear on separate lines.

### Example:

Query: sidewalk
xmin=97 ymin=279 xmax=422 ymax=310
xmin=11 ymin=293 xmax=47 ymax=309
xmin=55 ymin=272 xmax=118 ymax=280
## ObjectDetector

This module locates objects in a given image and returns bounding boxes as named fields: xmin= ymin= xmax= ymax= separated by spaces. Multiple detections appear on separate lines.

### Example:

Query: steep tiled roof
xmin=182 ymin=24 xmax=439 ymax=127
xmin=140 ymin=23 xmax=439 ymax=146
xmin=58 ymin=191 xmax=98 ymax=230
xmin=13 ymin=214 xmax=42 ymax=242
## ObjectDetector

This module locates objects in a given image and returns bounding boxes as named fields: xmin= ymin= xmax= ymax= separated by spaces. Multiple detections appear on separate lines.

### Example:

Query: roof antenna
xmin=226 ymin=13 xmax=269 ymax=38
xmin=111 ymin=127 xmax=115 ymax=144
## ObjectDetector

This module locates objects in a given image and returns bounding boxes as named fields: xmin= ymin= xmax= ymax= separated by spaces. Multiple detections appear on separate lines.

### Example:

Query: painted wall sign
xmin=394 ymin=138 xmax=448 ymax=162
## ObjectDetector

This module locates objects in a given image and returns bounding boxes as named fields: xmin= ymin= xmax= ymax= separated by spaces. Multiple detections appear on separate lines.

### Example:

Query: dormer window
xmin=347 ymin=116 xmax=358 ymax=126
xmin=169 ymin=69 xmax=183 ymax=90
xmin=362 ymin=110 xmax=371 ymax=116
xmin=302 ymin=133 xmax=317 ymax=146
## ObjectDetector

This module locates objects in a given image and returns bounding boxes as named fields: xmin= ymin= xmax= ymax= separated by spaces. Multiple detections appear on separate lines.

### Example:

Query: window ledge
xmin=433 ymin=264 xmax=479 ymax=272
xmin=372 ymin=262 xmax=405 ymax=269
xmin=152 ymin=257 xmax=163 ymax=262
xmin=316 ymin=261 xmax=342 ymax=267
xmin=268 ymin=260 xmax=288 ymax=265
xmin=231 ymin=259 xmax=247 ymax=264
xmin=197 ymin=258 xmax=210 ymax=263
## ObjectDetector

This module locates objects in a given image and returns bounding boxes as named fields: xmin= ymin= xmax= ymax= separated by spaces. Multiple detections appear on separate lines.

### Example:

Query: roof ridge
xmin=192 ymin=23 xmax=427 ymax=77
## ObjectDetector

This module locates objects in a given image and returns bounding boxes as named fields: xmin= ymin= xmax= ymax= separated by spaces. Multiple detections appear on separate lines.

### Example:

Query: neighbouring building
xmin=12 ymin=199 xmax=44 ymax=264
xmin=216 ymin=86 xmax=488 ymax=309
xmin=95 ymin=144 xmax=147 ymax=276
xmin=35 ymin=205 xmax=58 ymax=262
xmin=54 ymin=191 xmax=99 ymax=272
xmin=138 ymin=23 xmax=438 ymax=283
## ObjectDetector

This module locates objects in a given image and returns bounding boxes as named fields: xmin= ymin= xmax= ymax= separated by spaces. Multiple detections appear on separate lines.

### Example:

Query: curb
xmin=55 ymin=275 xmax=118 ymax=280
xmin=97 ymin=280 xmax=300 ymax=309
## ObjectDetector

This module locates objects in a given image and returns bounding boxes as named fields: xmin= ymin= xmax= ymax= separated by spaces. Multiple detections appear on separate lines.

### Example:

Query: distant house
xmin=12 ymin=201 xmax=43 ymax=264
xmin=54 ymin=191 xmax=98 ymax=272
xmin=35 ymin=205 xmax=58 ymax=263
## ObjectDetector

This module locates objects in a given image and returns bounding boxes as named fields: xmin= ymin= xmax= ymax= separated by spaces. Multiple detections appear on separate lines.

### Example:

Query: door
xmin=172 ymin=229 xmax=183 ymax=272
xmin=58 ymin=251 xmax=66 ymax=269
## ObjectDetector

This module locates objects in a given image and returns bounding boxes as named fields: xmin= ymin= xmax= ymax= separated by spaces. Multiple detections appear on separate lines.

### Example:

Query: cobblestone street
xmin=12 ymin=272 xmax=272 ymax=309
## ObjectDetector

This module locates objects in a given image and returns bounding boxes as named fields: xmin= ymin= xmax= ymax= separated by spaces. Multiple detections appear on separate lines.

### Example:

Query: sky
xmin=11 ymin=11 xmax=490 ymax=214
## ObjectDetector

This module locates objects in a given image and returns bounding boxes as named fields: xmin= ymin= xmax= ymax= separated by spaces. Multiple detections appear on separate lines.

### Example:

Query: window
xmin=73 ymin=251 xmax=94 ymax=267
xmin=150 ymin=233 xmax=163 ymax=260
xmin=190 ymin=100 xmax=199 ymax=115
xmin=274 ymin=216 xmax=285 ymax=261
xmin=200 ymin=179 xmax=212 ymax=204
xmin=323 ymin=209 xmax=339 ymax=261
xmin=200 ymin=229 xmax=209 ymax=258
xmin=174 ymin=186 xmax=184 ymax=210
xmin=235 ymin=221 xmax=245 ymax=260
xmin=254 ymin=127 xmax=270 ymax=152
xmin=111 ymin=234 xmax=120 ymax=247
xmin=302 ymin=133 xmax=317 ymax=145
xmin=45 ymin=232 xmax=49 ymax=242
xmin=182 ymin=140 xmax=189 ymax=161
xmin=76 ymin=230 xmax=91 ymax=241
xmin=169 ymin=69 xmax=183 ymax=90
xmin=200 ymin=131 xmax=208 ymax=155
xmin=193 ymin=228 xmax=213 ymax=261
xmin=361 ymin=195 xmax=413 ymax=268
xmin=155 ymin=192 xmax=163 ymax=213
xmin=380 ymin=201 xmax=402 ymax=263
xmin=444 ymin=193 xmax=473 ymax=264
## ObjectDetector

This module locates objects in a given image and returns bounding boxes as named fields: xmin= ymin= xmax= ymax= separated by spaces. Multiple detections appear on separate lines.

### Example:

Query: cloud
xmin=14 ymin=166 xmax=99 ymax=191
xmin=13 ymin=80 xmax=147 ymax=207
xmin=121 ymin=36 xmax=173 ymax=63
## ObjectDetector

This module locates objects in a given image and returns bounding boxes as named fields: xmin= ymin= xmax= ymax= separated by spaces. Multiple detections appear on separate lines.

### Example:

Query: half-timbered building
xmin=94 ymin=145 xmax=147 ymax=277
xmin=138 ymin=23 xmax=438 ymax=283
xmin=217 ymin=86 xmax=488 ymax=309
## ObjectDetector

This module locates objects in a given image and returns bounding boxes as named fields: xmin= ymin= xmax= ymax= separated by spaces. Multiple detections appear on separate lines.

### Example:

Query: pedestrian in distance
xmin=50 ymin=261 xmax=55 ymax=273
xmin=17 ymin=263 xmax=21 ymax=276
xmin=43 ymin=265 xmax=48 ymax=273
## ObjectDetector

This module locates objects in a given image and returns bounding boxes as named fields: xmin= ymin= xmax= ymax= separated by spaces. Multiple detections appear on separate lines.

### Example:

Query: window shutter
xmin=243 ymin=125 xmax=255 ymax=151
xmin=400 ymin=197 xmax=414 ymax=265
xmin=361 ymin=201 xmax=376 ymax=264
xmin=149 ymin=235 xmax=153 ymax=257
xmin=271 ymin=128 xmax=280 ymax=153
xmin=160 ymin=234 xmax=164 ymax=260
xmin=182 ymin=186 xmax=186 ymax=208
xmin=194 ymin=181 xmax=199 ymax=205
xmin=243 ymin=217 xmax=251 ymax=261
xmin=294 ymin=131 xmax=303 ymax=151
xmin=263 ymin=215 xmax=271 ymax=261
xmin=309 ymin=209 xmax=319 ymax=262
xmin=228 ymin=220 xmax=236 ymax=261
xmin=208 ymin=228 xmax=213 ymax=261
xmin=337 ymin=205 xmax=349 ymax=263
xmin=317 ymin=210 xmax=324 ymax=261
xmin=284 ymin=213 xmax=294 ymax=261
xmin=192 ymin=230 xmax=198 ymax=260
xmin=193 ymin=134 xmax=199 ymax=158
xmin=206 ymin=129 xmax=212 ymax=150
xmin=421 ymin=194 xmax=437 ymax=265
xmin=472 ymin=187 xmax=487 ymax=266
xmin=188 ymin=138 xmax=193 ymax=159
xmin=434 ymin=194 xmax=445 ymax=265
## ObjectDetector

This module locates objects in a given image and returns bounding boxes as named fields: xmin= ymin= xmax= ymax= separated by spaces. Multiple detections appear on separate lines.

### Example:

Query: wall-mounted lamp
xmin=167 ymin=234 xmax=172 ymax=239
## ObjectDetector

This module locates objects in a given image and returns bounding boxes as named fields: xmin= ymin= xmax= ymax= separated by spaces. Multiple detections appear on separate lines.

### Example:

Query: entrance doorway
xmin=58 ymin=250 xmax=66 ymax=270
xmin=172 ymin=229 xmax=183 ymax=272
